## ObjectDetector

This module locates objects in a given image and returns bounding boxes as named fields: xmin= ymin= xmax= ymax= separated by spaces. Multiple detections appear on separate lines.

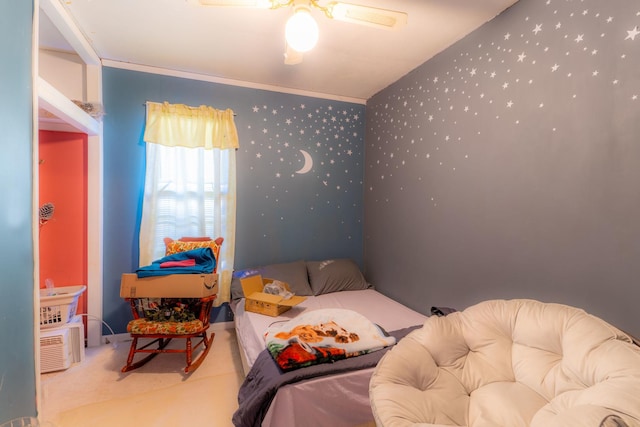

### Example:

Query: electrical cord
xmin=76 ymin=313 xmax=118 ymax=348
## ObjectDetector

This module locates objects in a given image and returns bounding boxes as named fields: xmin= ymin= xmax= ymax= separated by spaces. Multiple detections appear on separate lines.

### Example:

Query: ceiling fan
xmin=187 ymin=0 xmax=408 ymax=64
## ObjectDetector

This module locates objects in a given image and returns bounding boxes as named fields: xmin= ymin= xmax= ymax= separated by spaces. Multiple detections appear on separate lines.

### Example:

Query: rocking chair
xmin=121 ymin=236 xmax=223 ymax=374
xmin=121 ymin=294 xmax=216 ymax=373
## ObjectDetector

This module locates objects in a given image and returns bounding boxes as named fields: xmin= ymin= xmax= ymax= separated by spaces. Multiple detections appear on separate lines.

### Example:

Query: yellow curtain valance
xmin=143 ymin=101 xmax=239 ymax=150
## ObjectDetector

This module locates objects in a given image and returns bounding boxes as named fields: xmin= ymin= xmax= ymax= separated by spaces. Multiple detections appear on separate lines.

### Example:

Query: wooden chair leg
xmin=123 ymin=336 xmax=138 ymax=371
xmin=121 ymin=332 xmax=215 ymax=374
xmin=121 ymin=336 xmax=172 ymax=373
xmin=184 ymin=332 xmax=215 ymax=373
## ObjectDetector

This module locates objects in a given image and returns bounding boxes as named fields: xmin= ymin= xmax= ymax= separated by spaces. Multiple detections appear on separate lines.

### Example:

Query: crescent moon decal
xmin=295 ymin=150 xmax=313 ymax=174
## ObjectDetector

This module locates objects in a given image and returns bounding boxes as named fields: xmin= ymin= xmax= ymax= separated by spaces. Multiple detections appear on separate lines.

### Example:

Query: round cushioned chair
xmin=369 ymin=299 xmax=640 ymax=427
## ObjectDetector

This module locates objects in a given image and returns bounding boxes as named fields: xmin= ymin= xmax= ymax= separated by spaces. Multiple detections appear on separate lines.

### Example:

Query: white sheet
xmin=232 ymin=289 xmax=427 ymax=427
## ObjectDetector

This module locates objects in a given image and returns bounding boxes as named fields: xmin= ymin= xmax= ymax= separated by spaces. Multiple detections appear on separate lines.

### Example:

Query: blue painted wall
xmin=102 ymin=67 xmax=365 ymax=333
xmin=364 ymin=0 xmax=640 ymax=336
xmin=0 ymin=1 xmax=37 ymax=421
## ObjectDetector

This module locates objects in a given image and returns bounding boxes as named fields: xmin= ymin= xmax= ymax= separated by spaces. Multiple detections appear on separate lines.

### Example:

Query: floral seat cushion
xmin=127 ymin=318 xmax=205 ymax=335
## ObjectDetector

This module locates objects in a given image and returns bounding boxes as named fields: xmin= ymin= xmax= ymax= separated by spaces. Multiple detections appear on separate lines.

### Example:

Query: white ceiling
xmin=40 ymin=0 xmax=518 ymax=102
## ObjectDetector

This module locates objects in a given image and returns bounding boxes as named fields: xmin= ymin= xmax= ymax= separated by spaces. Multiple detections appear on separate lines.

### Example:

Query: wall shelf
xmin=38 ymin=77 xmax=100 ymax=135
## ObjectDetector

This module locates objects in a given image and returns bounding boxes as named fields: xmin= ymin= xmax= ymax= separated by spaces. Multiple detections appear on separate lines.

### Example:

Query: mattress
xmin=232 ymin=288 xmax=427 ymax=427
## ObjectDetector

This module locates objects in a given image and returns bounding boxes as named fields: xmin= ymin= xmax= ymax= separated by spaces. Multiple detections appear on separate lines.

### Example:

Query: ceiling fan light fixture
xmin=285 ymin=6 xmax=319 ymax=53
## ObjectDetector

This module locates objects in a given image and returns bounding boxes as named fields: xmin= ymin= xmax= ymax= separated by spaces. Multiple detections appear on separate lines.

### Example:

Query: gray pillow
xmin=307 ymin=259 xmax=370 ymax=295
xmin=230 ymin=260 xmax=312 ymax=300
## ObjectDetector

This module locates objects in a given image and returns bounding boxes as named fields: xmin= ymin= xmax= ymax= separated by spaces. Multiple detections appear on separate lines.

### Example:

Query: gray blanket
xmin=232 ymin=325 xmax=420 ymax=427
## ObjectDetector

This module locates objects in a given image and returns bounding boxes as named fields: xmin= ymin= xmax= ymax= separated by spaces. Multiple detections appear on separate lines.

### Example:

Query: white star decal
xmin=575 ymin=34 xmax=584 ymax=43
xmin=626 ymin=26 xmax=640 ymax=41
xmin=517 ymin=52 xmax=527 ymax=62
xmin=533 ymin=24 xmax=542 ymax=35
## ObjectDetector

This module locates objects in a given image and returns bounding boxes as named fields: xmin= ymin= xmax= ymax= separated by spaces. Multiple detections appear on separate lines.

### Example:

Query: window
xmin=139 ymin=102 xmax=238 ymax=303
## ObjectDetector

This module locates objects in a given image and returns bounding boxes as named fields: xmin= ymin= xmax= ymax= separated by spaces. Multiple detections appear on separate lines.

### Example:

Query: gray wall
xmin=0 ymin=0 xmax=37 ymax=421
xmin=364 ymin=0 xmax=640 ymax=336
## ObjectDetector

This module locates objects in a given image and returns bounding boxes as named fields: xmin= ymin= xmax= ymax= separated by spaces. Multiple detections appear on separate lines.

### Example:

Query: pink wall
xmin=39 ymin=130 xmax=87 ymax=316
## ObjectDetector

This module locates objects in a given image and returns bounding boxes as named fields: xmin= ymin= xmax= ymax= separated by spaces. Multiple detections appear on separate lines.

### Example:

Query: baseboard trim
xmin=102 ymin=332 xmax=130 ymax=345
xmin=210 ymin=321 xmax=235 ymax=331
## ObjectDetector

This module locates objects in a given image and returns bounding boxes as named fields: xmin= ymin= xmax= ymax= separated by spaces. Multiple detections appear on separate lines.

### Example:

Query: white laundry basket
xmin=39 ymin=285 xmax=86 ymax=328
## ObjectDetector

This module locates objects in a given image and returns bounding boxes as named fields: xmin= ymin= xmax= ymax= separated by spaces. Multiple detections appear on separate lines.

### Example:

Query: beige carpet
xmin=39 ymin=326 xmax=244 ymax=427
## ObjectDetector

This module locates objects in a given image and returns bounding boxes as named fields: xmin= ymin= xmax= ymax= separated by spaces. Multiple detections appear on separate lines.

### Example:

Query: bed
xmin=230 ymin=259 xmax=427 ymax=427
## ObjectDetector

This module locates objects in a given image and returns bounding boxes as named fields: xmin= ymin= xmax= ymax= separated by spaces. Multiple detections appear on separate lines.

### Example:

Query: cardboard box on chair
xmin=240 ymin=275 xmax=306 ymax=316
xmin=120 ymin=273 xmax=218 ymax=298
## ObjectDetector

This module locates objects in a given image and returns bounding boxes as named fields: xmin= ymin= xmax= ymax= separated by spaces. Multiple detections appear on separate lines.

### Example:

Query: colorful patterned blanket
xmin=264 ymin=308 xmax=396 ymax=371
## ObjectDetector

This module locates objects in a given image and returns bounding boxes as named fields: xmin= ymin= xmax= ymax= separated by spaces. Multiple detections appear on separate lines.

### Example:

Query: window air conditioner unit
xmin=40 ymin=319 xmax=85 ymax=373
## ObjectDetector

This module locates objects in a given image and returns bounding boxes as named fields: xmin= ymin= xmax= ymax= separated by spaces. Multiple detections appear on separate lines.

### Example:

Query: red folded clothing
xmin=160 ymin=259 xmax=196 ymax=268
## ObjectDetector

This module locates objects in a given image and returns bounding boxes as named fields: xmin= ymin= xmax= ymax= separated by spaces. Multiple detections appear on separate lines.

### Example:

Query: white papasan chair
xmin=369 ymin=299 xmax=640 ymax=427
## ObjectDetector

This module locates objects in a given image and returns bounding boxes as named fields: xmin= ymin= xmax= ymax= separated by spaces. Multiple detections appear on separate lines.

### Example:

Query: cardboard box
xmin=120 ymin=273 xmax=218 ymax=298
xmin=240 ymin=275 xmax=306 ymax=316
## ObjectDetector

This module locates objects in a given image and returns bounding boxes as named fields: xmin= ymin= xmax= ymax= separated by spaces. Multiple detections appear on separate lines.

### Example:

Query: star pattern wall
xmin=240 ymin=98 xmax=365 ymax=243
xmin=246 ymin=102 xmax=363 ymax=186
xmin=367 ymin=0 xmax=639 ymax=208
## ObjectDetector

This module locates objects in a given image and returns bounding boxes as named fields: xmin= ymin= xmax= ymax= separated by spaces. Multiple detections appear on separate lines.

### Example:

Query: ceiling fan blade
xmin=327 ymin=2 xmax=407 ymax=29
xmin=284 ymin=43 xmax=304 ymax=65
xmin=187 ymin=0 xmax=273 ymax=8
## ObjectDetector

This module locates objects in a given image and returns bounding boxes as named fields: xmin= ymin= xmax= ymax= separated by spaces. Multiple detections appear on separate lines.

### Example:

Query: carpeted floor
xmin=39 ymin=324 xmax=244 ymax=427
